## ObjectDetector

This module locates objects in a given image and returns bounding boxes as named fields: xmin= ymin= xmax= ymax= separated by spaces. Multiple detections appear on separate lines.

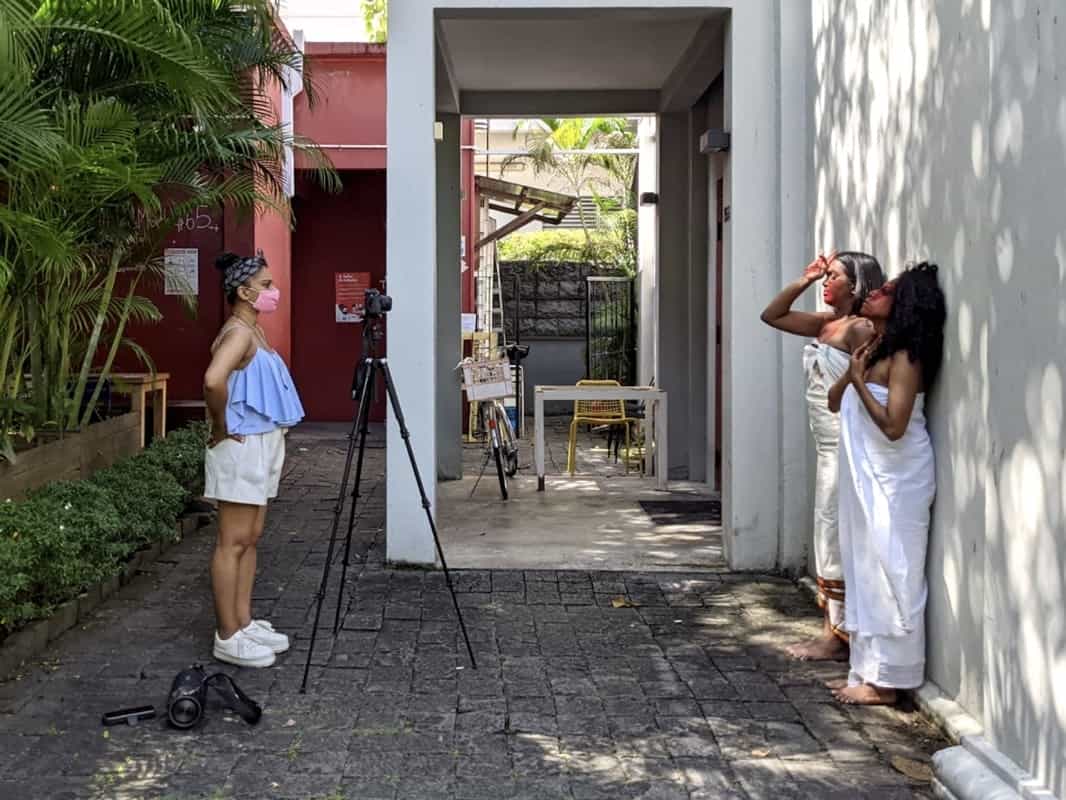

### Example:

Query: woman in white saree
xmin=827 ymin=262 xmax=947 ymax=705
xmin=761 ymin=251 xmax=884 ymax=661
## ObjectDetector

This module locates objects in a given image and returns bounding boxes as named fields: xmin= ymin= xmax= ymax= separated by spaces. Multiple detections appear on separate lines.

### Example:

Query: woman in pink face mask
xmin=202 ymin=252 xmax=304 ymax=668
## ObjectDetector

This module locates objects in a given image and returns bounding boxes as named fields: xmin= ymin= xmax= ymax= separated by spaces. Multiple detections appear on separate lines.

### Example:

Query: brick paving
xmin=0 ymin=430 xmax=948 ymax=799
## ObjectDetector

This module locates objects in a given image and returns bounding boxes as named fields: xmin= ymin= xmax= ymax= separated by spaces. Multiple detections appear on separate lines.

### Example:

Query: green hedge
xmin=498 ymin=228 xmax=632 ymax=270
xmin=497 ymin=210 xmax=637 ymax=273
xmin=0 ymin=422 xmax=207 ymax=634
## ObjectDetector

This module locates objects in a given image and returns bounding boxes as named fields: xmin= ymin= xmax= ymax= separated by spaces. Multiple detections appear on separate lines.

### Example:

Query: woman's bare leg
xmin=832 ymin=683 xmax=898 ymax=705
xmin=787 ymin=610 xmax=850 ymax=661
xmin=211 ymin=501 xmax=260 ymax=639
xmin=236 ymin=505 xmax=268 ymax=629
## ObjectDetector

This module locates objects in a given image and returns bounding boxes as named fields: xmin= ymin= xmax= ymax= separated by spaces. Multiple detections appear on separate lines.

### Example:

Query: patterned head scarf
xmin=216 ymin=253 xmax=266 ymax=299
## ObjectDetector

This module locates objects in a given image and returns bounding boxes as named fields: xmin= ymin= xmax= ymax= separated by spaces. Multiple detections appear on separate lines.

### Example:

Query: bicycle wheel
xmin=490 ymin=424 xmax=509 ymax=500
xmin=494 ymin=401 xmax=520 ymax=477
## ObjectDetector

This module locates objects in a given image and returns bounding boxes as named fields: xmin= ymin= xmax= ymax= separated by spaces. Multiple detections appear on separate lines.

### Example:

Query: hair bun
xmin=215 ymin=252 xmax=240 ymax=272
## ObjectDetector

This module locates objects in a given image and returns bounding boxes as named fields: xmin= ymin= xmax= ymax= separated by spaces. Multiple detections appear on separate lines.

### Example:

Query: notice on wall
xmin=335 ymin=272 xmax=371 ymax=323
xmin=164 ymin=248 xmax=199 ymax=295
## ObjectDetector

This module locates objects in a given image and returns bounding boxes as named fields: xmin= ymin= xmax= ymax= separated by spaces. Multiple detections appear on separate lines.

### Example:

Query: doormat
xmin=638 ymin=500 xmax=722 ymax=525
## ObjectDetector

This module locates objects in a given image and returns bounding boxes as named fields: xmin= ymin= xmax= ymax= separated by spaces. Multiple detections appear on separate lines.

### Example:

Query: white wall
xmin=386 ymin=1 xmax=438 ymax=565
xmin=657 ymin=111 xmax=692 ymax=479
xmin=686 ymin=97 xmax=710 ymax=485
xmin=637 ymin=117 xmax=659 ymax=390
xmin=395 ymin=0 xmax=806 ymax=574
xmin=812 ymin=2 xmax=1066 ymax=796
xmin=720 ymin=2 xmax=788 ymax=570
xmin=436 ymin=114 xmax=463 ymax=481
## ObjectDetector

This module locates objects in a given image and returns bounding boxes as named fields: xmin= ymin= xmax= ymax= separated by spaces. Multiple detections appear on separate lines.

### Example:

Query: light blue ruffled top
xmin=225 ymin=347 xmax=305 ymax=435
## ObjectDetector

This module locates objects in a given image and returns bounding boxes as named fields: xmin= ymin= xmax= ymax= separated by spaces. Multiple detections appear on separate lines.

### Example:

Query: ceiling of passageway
xmin=436 ymin=8 xmax=728 ymax=106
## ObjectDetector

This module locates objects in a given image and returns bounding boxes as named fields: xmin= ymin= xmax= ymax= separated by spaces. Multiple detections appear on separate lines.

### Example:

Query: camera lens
xmin=168 ymin=696 xmax=203 ymax=729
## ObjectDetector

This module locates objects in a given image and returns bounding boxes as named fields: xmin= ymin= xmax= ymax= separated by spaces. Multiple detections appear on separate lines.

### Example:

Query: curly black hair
xmin=868 ymin=261 xmax=947 ymax=388
xmin=834 ymin=251 xmax=885 ymax=315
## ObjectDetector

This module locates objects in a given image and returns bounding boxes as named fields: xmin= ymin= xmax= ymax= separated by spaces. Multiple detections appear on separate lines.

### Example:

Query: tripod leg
xmin=332 ymin=365 xmax=377 ymax=635
xmin=377 ymin=359 xmax=478 ymax=670
xmin=300 ymin=358 xmax=373 ymax=693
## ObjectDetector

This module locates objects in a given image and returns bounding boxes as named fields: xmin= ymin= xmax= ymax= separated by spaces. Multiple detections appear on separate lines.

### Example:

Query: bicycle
xmin=458 ymin=356 xmax=519 ymax=500
xmin=480 ymin=396 xmax=519 ymax=499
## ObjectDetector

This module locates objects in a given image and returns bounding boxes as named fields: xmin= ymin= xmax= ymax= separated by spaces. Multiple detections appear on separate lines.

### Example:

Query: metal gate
xmin=586 ymin=276 xmax=637 ymax=385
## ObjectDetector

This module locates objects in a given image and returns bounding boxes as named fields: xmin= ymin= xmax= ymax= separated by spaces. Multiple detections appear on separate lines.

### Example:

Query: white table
xmin=534 ymin=385 xmax=668 ymax=491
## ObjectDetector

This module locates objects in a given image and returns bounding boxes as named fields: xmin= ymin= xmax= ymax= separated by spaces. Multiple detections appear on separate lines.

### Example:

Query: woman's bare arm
xmin=760 ymin=257 xmax=836 ymax=337
xmin=827 ymin=369 xmax=851 ymax=413
xmin=204 ymin=327 xmax=253 ymax=445
xmin=850 ymin=351 xmax=920 ymax=441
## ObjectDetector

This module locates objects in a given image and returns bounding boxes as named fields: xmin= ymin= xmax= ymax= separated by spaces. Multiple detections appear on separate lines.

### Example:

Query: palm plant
xmin=504 ymin=117 xmax=637 ymax=270
xmin=0 ymin=0 xmax=338 ymax=461
xmin=360 ymin=0 xmax=387 ymax=43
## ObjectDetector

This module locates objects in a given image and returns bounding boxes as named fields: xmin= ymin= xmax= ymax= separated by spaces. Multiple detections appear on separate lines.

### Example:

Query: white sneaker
xmin=243 ymin=619 xmax=290 ymax=654
xmin=213 ymin=629 xmax=276 ymax=668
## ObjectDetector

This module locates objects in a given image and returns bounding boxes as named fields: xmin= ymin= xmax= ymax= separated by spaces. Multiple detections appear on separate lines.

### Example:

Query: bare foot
xmin=832 ymin=684 xmax=898 ymax=706
xmin=786 ymin=635 xmax=849 ymax=662
xmin=823 ymin=678 xmax=848 ymax=690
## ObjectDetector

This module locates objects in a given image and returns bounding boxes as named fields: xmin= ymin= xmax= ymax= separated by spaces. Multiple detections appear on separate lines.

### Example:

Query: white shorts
xmin=204 ymin=429 xmax=286 ymax=507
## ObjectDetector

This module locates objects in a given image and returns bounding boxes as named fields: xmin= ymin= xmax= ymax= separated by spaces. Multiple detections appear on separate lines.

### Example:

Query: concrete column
xmin=722 ymin=1 xmax=782 ymax=570
xmin=436 ymin=113 xmax=463 ymax=481
xmin=656 ymin=111 xmax=690 ymax=479
xmin=386 ymin=3 xmax=437 ymax=565
xmin=637 ymin=117 xmax=658 ymax=390
xmin=705 ymin=79 xmax=726 ymax=491
xmin=777 ymin=0 xmax=812 ymax=572
xmin=687 ymin=100 xmax=710 ymax=485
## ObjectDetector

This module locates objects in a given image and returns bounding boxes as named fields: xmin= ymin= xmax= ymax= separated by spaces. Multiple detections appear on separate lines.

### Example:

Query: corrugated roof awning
xmin=474 ymin=175 xmax=578 ymax=250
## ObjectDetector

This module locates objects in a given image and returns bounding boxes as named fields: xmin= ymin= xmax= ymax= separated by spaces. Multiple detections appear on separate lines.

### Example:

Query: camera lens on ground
xmin=168 ymin=695 xmax=203 ymax=729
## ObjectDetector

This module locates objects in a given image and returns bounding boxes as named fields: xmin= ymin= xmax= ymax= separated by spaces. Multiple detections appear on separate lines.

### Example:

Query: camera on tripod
xmin=364 ymin=288 xmax=392 ymax=317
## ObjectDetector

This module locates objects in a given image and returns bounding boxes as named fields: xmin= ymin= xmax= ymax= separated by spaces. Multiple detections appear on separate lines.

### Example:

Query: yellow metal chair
xmin=566 ymin=380 xmax=637 ymax=475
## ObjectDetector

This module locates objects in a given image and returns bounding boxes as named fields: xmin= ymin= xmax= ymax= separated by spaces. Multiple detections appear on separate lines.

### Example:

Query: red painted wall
xmin=130 ymin=44 xmax=478 ymax=427
xmin=123 ymin=210 xmax=228 ymax=402
xmin=291 ymin=170 xmax=387 ymax=421
xmin=296 ymin=44 xmax=386 ymax=171
xmin=253 ymin=73 xmax=295 ymax=364
xmin=253 ymin=207 xmax=294 ymax=365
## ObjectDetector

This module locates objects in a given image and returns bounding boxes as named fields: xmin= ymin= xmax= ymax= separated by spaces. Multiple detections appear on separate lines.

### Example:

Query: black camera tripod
xmin=300 ymin=315 xmax=477 ymax=693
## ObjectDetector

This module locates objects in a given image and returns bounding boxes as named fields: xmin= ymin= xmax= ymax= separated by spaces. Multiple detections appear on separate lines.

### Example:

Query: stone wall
xmin=499 ymin=261 xmax=625 ymax=340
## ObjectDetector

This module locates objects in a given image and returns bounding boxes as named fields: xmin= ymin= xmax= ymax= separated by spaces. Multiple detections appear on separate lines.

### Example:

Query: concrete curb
xmin=0 ymin=510 xmax=212 ymax=680
xmin=797 ymin=576 xmax=1059 ymax=800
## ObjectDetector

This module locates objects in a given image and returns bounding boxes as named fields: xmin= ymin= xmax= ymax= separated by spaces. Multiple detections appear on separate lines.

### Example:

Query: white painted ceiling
xmin=438 ymin=10 xmax=725 ymax=93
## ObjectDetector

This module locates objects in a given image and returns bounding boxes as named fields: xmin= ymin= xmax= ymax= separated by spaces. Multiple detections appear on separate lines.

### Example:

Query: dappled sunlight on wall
xmin=812 ymin=0 xmax=1066 ymax=795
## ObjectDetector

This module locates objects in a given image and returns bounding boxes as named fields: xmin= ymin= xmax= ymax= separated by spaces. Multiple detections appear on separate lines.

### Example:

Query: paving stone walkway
xmin=0 ymin=431 xmax=948 ymax=799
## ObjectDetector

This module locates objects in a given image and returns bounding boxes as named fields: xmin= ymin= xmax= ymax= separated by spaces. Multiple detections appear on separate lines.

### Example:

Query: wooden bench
xmin=110 ymin=373 xmax=169 ymax=448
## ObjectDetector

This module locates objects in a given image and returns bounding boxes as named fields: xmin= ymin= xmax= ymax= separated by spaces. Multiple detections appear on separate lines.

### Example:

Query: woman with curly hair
xmin=827 ymin=262 xmax=946 ymax=704
xmin=761 ymin=251 xmax=884 ymax=661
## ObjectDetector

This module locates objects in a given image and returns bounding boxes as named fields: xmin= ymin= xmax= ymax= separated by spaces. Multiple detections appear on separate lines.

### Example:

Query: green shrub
xmin=497 ymin=213 xmax=636 ymax=274
xmin=90 ymin=454 xmax=186 ymax=549
xmin=0 ymin=507 xmax=36 ymax=630
xmin=9 ymin=482 xmax=125 ymax=616
xmin=0 ymin=423 xmax=209 ymax=636
xmin=143 ymin=421 xmax=208 ymax=497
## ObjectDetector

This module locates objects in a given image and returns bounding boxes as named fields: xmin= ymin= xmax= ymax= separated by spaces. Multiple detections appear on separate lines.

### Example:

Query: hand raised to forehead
xmin=804 ymin=254 xmax=829 ymax=282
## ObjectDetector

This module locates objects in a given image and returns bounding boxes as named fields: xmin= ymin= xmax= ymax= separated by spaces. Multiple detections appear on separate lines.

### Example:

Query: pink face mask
xmin=251 ymin=287 xmax=280 ymax=313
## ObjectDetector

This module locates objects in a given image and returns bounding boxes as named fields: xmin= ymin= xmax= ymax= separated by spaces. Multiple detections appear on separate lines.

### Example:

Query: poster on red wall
xmin=335 ymin=272 xmax=370 ymax=322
